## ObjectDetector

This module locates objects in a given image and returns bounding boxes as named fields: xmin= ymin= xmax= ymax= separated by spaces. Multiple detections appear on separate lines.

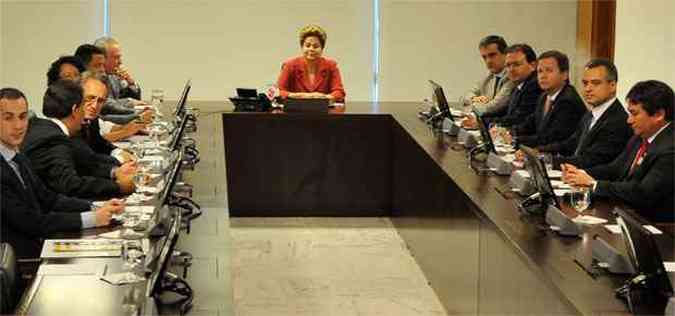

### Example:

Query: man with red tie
xmin=563 ymin=80 xmax=674 ymax=222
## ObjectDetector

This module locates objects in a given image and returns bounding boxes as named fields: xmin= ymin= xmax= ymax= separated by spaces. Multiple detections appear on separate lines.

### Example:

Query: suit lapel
xmin=574 ymin=113 xmax=593 ymax=154
xmin=622 ymin=137 xmax=642 ymax=179
xmin=579 ymin=101 xmax=623 ymax=151
xmin=535 ymin=94 xmax=547 ymax=132
xmin=506 ymin=85 xmax=522 ymax=115
xmin=578 ymin=102 xmax=618 ymax=151
xmin=539 ymin=85 xmax=567 ymax=131
xmin=1 ymin=157 xmax=37 ymax=208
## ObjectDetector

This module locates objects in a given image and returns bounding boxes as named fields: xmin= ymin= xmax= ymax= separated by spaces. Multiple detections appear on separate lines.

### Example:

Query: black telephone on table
xmin=229 ymin=88 xmax=272 ymax=112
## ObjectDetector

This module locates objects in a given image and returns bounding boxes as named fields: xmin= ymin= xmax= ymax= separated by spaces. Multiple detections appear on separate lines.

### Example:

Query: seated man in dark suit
xmin=21 ymin=80 xmax=136 ymax=200
xmin=76 ymin=71 xmax=135 ymax=162
xmin=475 ymin=43 xmax=542 ymax=129
xmin=519 ymin=59 xmax=632 ymax=169
xmin=0 ymin=87 xmax=124 ymax=259
xmin=563 ymin=80 xmax=674 ymax=222
xmin=514 ymin=50 xmax=587 ymax=147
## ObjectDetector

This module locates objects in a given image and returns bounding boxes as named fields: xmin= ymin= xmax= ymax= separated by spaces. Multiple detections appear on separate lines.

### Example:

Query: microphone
xmin=425 ymin=109 xmax=448 ymax=124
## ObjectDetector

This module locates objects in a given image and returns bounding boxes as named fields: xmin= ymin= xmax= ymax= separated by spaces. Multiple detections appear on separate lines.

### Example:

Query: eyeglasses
xmin=505 ymin=61 xmax=526 ymax=69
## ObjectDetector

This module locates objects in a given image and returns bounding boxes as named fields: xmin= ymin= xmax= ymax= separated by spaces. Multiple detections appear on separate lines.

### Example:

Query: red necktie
xmin=629 ymin=140 xmax=649 ymax=175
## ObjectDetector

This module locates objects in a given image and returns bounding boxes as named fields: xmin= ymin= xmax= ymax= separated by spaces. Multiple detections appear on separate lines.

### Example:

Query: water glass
xmin=121 ymin=241 xmax=145 ymax=283
xmin=150 ymin=89 xmax=164 ymax=106
xmin=186 ymin=107 xmax=201 ymax=118
xmin=132 ymin=169 xmax=151 ymax=194
xmin=570 ymin=186 xmax=591 ymax=213
xmin=458 ymin=95 xmax=468 ymax=108
xmin=128 ymin=140 xmax=145 ymax=160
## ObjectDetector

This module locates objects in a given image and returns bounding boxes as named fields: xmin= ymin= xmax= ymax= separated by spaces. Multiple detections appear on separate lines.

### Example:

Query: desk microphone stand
xmin=518 ymin=192 xmax=547 ymax=215
xmin=467 ymin=143 xmax=494 ymax=175
xmin=425 ymin=110 xmax=449 ymax=129
xmin=157 ymin=272 xmax=194 ymax=315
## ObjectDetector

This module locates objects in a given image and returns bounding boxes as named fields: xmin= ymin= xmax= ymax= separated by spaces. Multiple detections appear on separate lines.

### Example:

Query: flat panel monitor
xmin=146 ymin=209 xmax=182 ymax=297
xmin=615 ymin=207 xmax=674 ymax=297
xmin=473 ymin=108 xmax=496 ymax=153
xmin=236 ymin=88 xmax=258 ymax=98
xmin=168 ymin=111 xmax=190 ymax=152
xmin=520 ymin=145 xmax=560 ymax=209
xmin=172 ymin=80 xmax=192 ymax=118
xmin=158 ymin=149 xmax=184 ymax=208
xmin=284 ymin=98 xmax=329 ymax=113
xmin=428 ymin=80 xmax=452 ymax=121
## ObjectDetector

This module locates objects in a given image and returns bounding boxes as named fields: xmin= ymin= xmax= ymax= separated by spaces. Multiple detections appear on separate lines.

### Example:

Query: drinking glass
xmin=132 ymin=168 xmax=151 ymax=194
xmin=150 ymin=89 xmax=165 ymax=123
xmin=121 ymin=241 xmax=145 ymax=283
xmin=128 ymin=139 xmax=145 ymax=160
xmin=570 ymin=186 xmax=591 ymax=213
xmin=150 ymin=89 xmax=164 ymax=106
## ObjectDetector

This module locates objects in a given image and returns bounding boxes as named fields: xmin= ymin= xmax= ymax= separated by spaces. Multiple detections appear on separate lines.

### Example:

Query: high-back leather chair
xmin=0 ymin=243 xmax=17 ymax=314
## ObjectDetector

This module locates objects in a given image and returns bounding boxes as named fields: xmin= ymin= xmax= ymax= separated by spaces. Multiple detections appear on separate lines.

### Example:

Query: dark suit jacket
xmin=588 ymin=124 xmax=674 ymax=222
xmin=277 ymin=56 xmax=346 ymax=102
xmin=515 ymin=83 xmax=587 ymax=147
xmin=21 ymin=118 xmax=122 ymax=200
xmin=73 ymin=119 xmax=119 ymax=166
xmin=542 ymin=100 xmax=632 ymax=169
xmin=1 ymin=154 xmax=91 ymax=259
xmin=482 ymin=72 xmax=542 ymax=127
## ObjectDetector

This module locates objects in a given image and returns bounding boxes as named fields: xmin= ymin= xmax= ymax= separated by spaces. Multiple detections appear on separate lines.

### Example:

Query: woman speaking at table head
xmin=276 ymin=24 xmax=346 ymax=102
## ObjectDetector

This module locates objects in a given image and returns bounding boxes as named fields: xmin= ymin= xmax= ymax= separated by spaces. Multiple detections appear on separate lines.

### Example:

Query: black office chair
xmin=0 ymin=243 xmax=17 ymax=314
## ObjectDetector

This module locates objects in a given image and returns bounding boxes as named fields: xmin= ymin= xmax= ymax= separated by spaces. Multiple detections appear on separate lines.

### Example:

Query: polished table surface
xmin=16 ymin=105 xmax=232 ymax=316
xmin=17 ymin=99 xmax=671 ymax=316
xmin=221 ymin=101 xmax=674 ymax=315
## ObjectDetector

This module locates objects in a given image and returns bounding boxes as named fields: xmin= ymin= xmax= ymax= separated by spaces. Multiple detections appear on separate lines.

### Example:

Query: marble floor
xmin=231 ymin=217 xmax=446 ymax=316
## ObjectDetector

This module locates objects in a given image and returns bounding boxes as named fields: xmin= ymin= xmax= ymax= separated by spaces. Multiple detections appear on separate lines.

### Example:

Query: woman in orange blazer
xmin=277 ymin=24 xmax=346 ymax=102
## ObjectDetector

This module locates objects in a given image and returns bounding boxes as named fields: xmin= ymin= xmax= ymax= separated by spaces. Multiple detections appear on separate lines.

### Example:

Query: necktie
xmin=12 ymin=153 xmax=41 ymax=210
xmin=492 ymin=76 xmax=501 ymax=99
xmin=574 ymin=115 xmax=593 ymax=155
xmin=507 ymin=86 xmax=522 ymax=116
xmin=629 ymin=140 xmax=649 ymax=175
xmin=11 ymin=154 xmax=30 ymax=188
xmin=543 ymin=96 xmax=553 ymax=115
xmin=9 ymin=156 xmax=26 ymax=187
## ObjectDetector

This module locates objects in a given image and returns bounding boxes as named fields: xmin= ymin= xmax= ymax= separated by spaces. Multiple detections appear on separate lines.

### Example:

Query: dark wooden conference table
xmin=222 ymin=101 xmax=674 ymax=316
xmin=15 ymin=100 xmax=672 ymax=316
xmin=15 ymin=106 xmax=231 ymax=316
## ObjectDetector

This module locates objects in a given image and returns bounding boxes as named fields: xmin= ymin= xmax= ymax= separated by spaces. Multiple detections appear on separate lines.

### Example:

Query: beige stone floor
xmin=231 ymin=217 xmax=447 ymax=316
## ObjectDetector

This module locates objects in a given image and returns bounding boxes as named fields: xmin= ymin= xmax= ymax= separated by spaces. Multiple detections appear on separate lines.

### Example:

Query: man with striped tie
xmin=0 ymin=87 xmax=125 ymax=259
xmin=563 ymin=80 xmax=674 ymax=222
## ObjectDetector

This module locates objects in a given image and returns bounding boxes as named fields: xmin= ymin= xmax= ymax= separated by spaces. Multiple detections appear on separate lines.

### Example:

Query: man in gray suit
xmin=94 ymin=37 xmax=151 ymax=125
xmin=463 ymin=35 xmax=514 ymax=113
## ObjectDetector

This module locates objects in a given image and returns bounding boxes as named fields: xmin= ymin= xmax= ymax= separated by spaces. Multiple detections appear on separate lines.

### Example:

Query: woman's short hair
xmin=299 ymin=24 xmax=327 ymax=48
xmin=46 ymin=55 xmax=86 ymax=86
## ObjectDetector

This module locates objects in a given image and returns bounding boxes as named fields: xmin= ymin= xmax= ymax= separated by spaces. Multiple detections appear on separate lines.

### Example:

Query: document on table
xmin=40 ymin=239 xmax=123 ymax=258
xmin=663 ymin=262 xmax=675 ymax=272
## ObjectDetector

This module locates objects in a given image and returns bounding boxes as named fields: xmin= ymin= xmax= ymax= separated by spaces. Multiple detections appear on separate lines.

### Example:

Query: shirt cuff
xmin=111 ymin=148 xmax=125 ymax=164
xmin=81 ymin=211 xmax=97 ymax=229
xmin=111 ymin=166 xmax=118 ymax=179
